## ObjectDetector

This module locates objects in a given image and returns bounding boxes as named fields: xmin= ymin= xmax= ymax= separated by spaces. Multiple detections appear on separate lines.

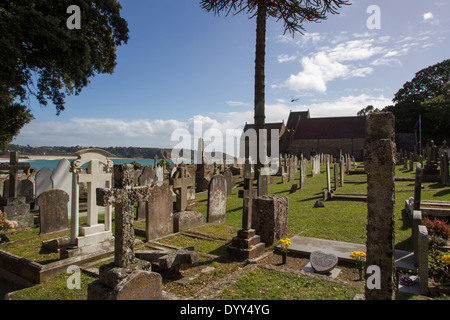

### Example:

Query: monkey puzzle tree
xmin=200 ymin=0 xmax=350 ymax=176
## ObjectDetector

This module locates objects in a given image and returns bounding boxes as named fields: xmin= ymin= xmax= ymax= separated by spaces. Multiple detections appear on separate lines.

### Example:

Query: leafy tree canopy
xmin=0 ymin=0 xmax=129 ymax=150
xmin=384 ymin=58 xmax=450 ymax=144
xmin=200 ymin=0 xmax=349 ymax=35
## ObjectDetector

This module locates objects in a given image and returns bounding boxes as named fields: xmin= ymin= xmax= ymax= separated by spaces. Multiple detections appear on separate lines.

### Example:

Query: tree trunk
xmin=254 ymin=0 xmax=267 ymax=179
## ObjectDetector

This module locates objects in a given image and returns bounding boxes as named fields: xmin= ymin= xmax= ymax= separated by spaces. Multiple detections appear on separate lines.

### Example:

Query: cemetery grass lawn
xmin=7 ymin=270 xmax=97 ymax=300
xmin=216 ymin=266 xmax=361 ymax=300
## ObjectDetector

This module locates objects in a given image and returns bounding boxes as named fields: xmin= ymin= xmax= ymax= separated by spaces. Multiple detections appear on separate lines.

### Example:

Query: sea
xmin=0 ymin=158 xmax=177 ymax=171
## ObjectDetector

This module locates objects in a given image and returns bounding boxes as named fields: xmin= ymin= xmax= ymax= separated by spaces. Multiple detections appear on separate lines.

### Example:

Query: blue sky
xmin=14 ymin=0 xmax=450 ymax=152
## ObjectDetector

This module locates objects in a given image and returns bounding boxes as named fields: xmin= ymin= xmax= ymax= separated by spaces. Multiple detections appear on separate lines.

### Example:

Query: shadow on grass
xmin=434 ymin=189 xmax=450 ymax=197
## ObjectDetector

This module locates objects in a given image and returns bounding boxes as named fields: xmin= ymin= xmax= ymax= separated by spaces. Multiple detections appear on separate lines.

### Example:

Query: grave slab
xmin=285 ymin=236 xmax=416 ymax=272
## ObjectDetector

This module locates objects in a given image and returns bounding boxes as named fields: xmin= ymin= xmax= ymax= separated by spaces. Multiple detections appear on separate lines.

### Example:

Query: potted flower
xmin=277 ymin=238 xmax=291 ymax=264
xmin=350 ymin=251 xmax=366 ymax=280
xmin=0 ymin=211 xmax=18 ymax=243
xmin=399 ymin=270 xmax=415 ymax=286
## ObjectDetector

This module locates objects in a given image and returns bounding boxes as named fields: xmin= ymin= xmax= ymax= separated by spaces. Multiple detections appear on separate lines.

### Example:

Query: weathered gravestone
xmin=0 ymin=152 xmax=33 ymax=229
xmin=3 ymin=179 xmax=34 ymax=204
xmin=299 ymin=160 xmax=306 ymax=189
xmin=207 ymin=174 xmax=227 ymax=224
xmin=310 ymin=250 xmax=338 ymax=274
xmin=37 ymin=189 xmax=70 ymax=235
xmin=145 ymin=181 xmax=173 ymax=241
xmin=88 ymin=164 xmax=163 ymax=300
xmin=137 ymin=165 xmax=154 ymax=221
xmin=257 ymin=173 xmax=269 ymax=196
xmin=224 ymin=168 xmax=233 ymax=197
xmin=252 ymin=195 xmax=289 ymax=246
xmin=364 ymin=112 xmax=396 ymax=300
xmin=136 ymin=247 xmax=199 ymax=274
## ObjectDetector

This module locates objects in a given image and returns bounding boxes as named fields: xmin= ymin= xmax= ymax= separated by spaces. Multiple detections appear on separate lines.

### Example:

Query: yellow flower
xmin=350 ymin=251 xmax=366 ymax=260
xmin=442 ymin=254 xmax=450 ymax=265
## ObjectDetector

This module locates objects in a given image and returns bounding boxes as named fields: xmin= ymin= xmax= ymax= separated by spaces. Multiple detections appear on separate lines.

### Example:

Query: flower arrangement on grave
xmin=277 ymin=238 xmax=291 ymax=264
xmin=350 ymin=251 xmax=366 ymax=280
xmin=399 ymin=270 xmax=415 ymax=286
xmin=429 ymin=249 xmax=450 ymax=286
xmin=0 ymin=211 xmax=18 ymax=243
xmin=423 ymin=218 xmax=450 ymax=247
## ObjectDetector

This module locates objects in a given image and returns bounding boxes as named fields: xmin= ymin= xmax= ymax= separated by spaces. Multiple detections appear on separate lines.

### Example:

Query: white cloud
xmin=277 ymin=54 xmax=297 ymax=63
xmin=277 ymin=39 xmax=379 ymax=92
xmin=423 ymin=12 xmax=434 ymax=21
xmin=225 ymin=101 xmax=252 ymax=107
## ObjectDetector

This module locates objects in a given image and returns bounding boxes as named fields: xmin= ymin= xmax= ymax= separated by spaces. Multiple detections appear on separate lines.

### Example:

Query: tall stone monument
xmin=363 ymin=113 xmax=396 ymax=300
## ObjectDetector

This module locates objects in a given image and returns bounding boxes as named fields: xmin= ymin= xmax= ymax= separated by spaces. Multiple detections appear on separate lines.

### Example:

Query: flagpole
xmin=419 ymin=114 xmax=422 ymax=157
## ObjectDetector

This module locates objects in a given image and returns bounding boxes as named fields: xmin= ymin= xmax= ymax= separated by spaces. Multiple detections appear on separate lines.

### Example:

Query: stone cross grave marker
xmin=171 ymin=163 xmax=195 ymax=212
xmin=62 ymin=149 xmax=114 ymax=260
xmin=0 ymin=152 xmax=30 ymax=198
xmin=228 ymin=161 xmax=265 ymax=260
xmin=37 ymin=189 xmax=69 ymax=235
xmin=239 ymin=162 xmax=258 ymax=230
xmin=97 ymin=164 xmax=151 ymax=268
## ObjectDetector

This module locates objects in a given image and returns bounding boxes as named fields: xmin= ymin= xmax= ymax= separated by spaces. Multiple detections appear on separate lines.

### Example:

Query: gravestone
xmin=207 ymin=175 xmax=227 ymax=224
xmin=310 ymin=250 xmax=338 ymax=274
xmin=413 ymin=164 xmax=423 ymax=211
xmin=0 ymin=152 xmax=33 ymax=229
xmin=171 ymin=163 xmax=195 ymax=212
xmin=412 ymin=210 xmax=422 ymax=267
xmin=334 ymin=163 xmax=339 ymax=190
xmin=136 ymin=247 xmax=199 ymax=273
xmin=145 ymin=181 xmax=173 ymax=241
xmin=418 ymin=225 xmax=429 ymax=296
xmin=137 ymin=165 xmax=154 ymax=221
xmin=299 ymin=160 xmax=306 ymax=189
xmin=50 ymin=159 xmax=72 ymax=214
xmin=154 ymin=166 xmax=163 ymax=182
xmin=252 ymin=195 xmax=289 ymax=246
xmin=61 ymin=149 xmax=114 ymax=259
xmin=0 ymin=152 xmax=30 ymax=198
xmin=227 ymin=161 xmax=265 ymax=260
xmin=364 ymin=113 xmax=396 ymax=300
xmin=35 ymin=168 xmax=53 ymax=200
xmin=340 ymin=157 xmax=344 ymax=187
xmin=195 ymin=138 xmax=211 ymax=191
xmin=3 ymin=179 xmax=34 ymax=203
xmin=257 ymin=174 xmax=269 ymax=196
xmin=96 ymin=164 xmax=150 ymax=267
xmin=37 ymin=189 xmax=69 ymax=235
xmin=440 ymin=153 xmax=449 ymax=186
xmin=326 ymin=159 xmax=331 ymax=192
xmin=224 ymin=168 xmax=233 ymax=197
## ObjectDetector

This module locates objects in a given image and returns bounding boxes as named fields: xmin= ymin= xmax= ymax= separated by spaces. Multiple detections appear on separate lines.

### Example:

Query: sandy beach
xmin=0 ymin=155 xmax=76 ymax=160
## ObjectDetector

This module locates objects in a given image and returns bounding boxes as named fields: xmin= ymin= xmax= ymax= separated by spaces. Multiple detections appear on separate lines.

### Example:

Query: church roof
xmin=294 ymin=116 xmax=366 ymax=140
xmin=286 ymin=110 xmax=310 ymax=132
